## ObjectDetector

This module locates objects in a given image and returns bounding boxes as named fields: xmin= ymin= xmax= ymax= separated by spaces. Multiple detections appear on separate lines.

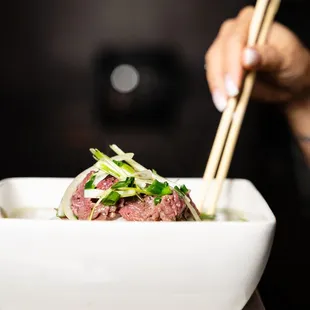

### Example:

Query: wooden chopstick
xmin=206 ymin=0 xmax=282 ymax=215
xmin=198 ymin=96 xmax=238 ymax=209
xmin=198 ymin=0 xmax=280 ymax=215
xmin=198 ymin=0 xmax=272 ymax=211
xmin=257 ymin=0 xmax=281 ymax=45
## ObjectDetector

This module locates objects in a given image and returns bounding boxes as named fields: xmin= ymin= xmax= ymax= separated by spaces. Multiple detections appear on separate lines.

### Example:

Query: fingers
xmin=205 ymin=19 xmax=234 ymax=112
xmin=206 ymin=47 xmax=227 ymax=112
xmin=242 ymin=45 xmax=284 ymax=72
xmin=242 ymin=47 xmax=261 ymax=69
xmin=206 ymin=4 xmax=304 ymax=109
xmin=205 ymin=6 xmax=255 ymax=112
xmin=251 ymin=79 xmax=291 ymax=102
xmin=224 ymin=7 xmax=254 ymax=96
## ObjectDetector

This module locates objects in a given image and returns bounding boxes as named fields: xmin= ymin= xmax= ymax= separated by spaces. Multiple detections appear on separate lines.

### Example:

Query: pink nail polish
xmin=243 ymin=48 xmax=260 ymax=67
xmin=212 ymin=90 xmax=227 ymax=112
xmin=225 ymin=74 xmax=239 ymax=97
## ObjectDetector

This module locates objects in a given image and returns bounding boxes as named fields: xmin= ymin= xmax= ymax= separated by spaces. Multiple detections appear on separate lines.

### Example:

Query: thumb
xmin=242 ymin=45 xmax=285 ymax=72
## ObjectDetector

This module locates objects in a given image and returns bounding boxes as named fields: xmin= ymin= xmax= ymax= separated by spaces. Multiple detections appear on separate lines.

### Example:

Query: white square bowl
xmin=0 ymin=177 xmax=275 ymax=310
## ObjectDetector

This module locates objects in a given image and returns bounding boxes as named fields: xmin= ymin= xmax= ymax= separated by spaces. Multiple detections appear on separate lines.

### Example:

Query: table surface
xmin=243 ymin=291 xmax=265 ymax=310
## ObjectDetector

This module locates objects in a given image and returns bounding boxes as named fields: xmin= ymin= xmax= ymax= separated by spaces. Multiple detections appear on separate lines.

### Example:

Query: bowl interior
xmin=0 ymin=177 xmax=275 ymax=223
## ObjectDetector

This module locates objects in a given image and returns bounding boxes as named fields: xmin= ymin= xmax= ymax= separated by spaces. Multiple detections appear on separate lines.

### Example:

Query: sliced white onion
xmin=116 ymin=189 xmax=136 ymax=197
xmin=135 ymin=180 xmax=147 ymax=188
xmin=59 ymin=166 xmax=97 ymax=220
xmin=134 ymin=169 xmax=153 ymax=180
xmin=56 ymin=206 xmax=65 ymax=217
xmin=110 ymin=144 xmax=146 ymax=171
xmin=93 ymin=171 xmax=108 ymax=186
xmin=84 ymin=189 xmax=105 ymax=199
xmin=184 ymin=196 xmax=201 ymax=222
xmin=111 ymin=153 xmax=134 ymax=161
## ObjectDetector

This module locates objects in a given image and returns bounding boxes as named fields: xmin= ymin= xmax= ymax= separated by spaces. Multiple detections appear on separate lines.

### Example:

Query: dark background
xmin=0 ymin=0 xmax=309 ymax=309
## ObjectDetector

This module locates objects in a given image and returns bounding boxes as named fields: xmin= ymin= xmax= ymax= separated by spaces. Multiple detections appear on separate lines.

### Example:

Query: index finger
xmin=224 ymin=7 xmax=254 ymax=96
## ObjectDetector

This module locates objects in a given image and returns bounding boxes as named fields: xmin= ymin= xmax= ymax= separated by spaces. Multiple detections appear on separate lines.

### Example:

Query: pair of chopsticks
xmin=198 ymin=0 xmax=282 ymax=216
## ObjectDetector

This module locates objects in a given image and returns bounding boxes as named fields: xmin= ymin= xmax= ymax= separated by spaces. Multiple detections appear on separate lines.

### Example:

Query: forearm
xmin=285 ymin=99 xmax=310 ymax=166
xmin=284 ymin=47 xmax=310 ymax=165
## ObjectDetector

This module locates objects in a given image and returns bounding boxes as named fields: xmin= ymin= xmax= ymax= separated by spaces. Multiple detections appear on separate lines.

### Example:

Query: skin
xmin=205 ymin=6 xmax=310 ymax=165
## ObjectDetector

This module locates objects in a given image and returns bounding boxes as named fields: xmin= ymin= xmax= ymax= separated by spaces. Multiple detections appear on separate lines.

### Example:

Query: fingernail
xmin=212 ymin=89 xmax=227 ymax=112
xmin=243 ymin=47 xmax=260 ymax=67
xmin=225 ymin=74 xmax=239 ymax=97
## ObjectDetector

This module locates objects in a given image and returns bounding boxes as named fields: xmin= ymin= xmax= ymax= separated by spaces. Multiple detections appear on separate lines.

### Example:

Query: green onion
xmin=116 ymin=188 xmax=136 ymax=197
xmin=90 ymin=148 xmax=130 ymax=178
xmin=94 ymin=161 xmax=121 ymax=178
xmin=111 ymin=153 xmax=134 ymax=161
xmin=113 ymin=160 xmax=136 ymax=174
xmin=102 ymin=191 xmax=121 ymax=206
xmin=200 ymin=212 xmax=216 ymax=221
xmin=110 ymin=144 xmax=146 ymax=172
xmin=174 ymin=186 xmax=184 ymax=197
xmin=95 ymin=189 xmax=110 ymax=205
xmin=112 ymin=177 xmax=135 ymax=189
xmin=174 ymin=186 xmax=201 ymax=221
xmin=162 ymin=186 xmax=172 ymax=195
xmin=93 ymin=171 xmax=108 ymax=186
xmin=84 ymin=173 xmax=96 ymax=189
xmin=146 ymin=180 xmax=172 ymax=196
xmin=180 ymin=184 xmax=189 ymax=195
xmin=89 ymin=189 xmax=112 ymax=220
xmin=150 ymin=168 xmax=175 ymax=184
xmin=90 ymin=148 xmax=105 ymax=161
xmin=134 ymin=170 xmax=153 ymax=180
xmin=154 ymin=197 xmax=162 ymax=205
xmin=110 ymin=145 xmax=178 ymax=186
xmin=89 ymin=144 xmax=202 ymax=222
xmin=175 ymin=184 xmax=190 ymax=196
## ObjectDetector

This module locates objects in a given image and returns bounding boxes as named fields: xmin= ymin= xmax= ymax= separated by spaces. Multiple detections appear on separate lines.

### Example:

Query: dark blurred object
xmin=93 ymin=46 xmax=186 ymax=130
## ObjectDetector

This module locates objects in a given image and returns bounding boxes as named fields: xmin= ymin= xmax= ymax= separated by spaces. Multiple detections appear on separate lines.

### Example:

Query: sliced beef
xmin=96 ymin=176 xmax=118 ymax=190
xmin=70 ymin=171 xmax=118 ymax=220
xmin=118 ymin=196 xmax=160 ymax=221
xmin=70 ymin=172 xmax=197 ymax=221
xmin=119 ymin=191 xmax=188 ymax=221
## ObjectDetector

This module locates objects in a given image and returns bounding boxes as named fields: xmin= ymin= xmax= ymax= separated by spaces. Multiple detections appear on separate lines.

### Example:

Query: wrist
xmin=284 ymin=48 xmax=310 ymax=166
xmin=285 ymin=98 xmax=310 ymax=136
xmin=285 ymin=96 xmax=310 ymax=166
xmin=285 ymin=47 xmax=310 ymax=132
xmin=298 ymin=48 xmax=310 ymax=100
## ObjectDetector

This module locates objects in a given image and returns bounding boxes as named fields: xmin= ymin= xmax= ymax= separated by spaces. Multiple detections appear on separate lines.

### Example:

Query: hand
xmin=204 ymin=6 xmax=310 ymax=112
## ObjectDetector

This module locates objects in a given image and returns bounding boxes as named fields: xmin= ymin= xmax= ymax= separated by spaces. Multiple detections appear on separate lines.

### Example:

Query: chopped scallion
xmin=112 ymin=177 xmax=135 ymax=189
xmin=90 ymin=148 xmax=130 ymax=178
xmin=154 ymin=197 xmax=162 ymax=205
xmin=134 ymin=169 xmax=153 ymax=180
xmin=111 ymin=153 xmax=134 ymax=161
xmin=113 ymin=160 xmax=136 ymax=174
xmin=84 ymin=173 xmax=96 ymax=189
xmin=200 ymin=212 xmax=216 ymax=221
xmin=102 ymin=191 xmax=121 ymax=206
xmin=180 ymin=184 xmax=189 ymax=195
xmin=93 ymin=171 xmax=108 ymax=186
xmin=146 ymin=180 xmax=172 ymax=196
xmin=109 ymin=144 xmax=146 ymax=172
xmin=116 ymin=188 xmax=136 ymax=197
xmin=174 ymin=186 xmax=184 ymax=197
